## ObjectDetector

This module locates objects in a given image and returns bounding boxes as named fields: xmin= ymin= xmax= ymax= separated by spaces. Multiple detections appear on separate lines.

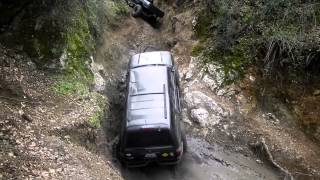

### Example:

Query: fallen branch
xmin=292 ymin=171 xmax=314 ymax=178
xmin=250 ymin=138 xmax=294 ymax=180
xmin=261 ymin=138 xmax=294 ymax=180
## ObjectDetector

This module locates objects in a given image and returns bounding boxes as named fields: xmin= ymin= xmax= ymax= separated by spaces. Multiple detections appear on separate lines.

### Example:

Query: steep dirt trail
xmin=94 ymin=10 xmax=283 ymax=179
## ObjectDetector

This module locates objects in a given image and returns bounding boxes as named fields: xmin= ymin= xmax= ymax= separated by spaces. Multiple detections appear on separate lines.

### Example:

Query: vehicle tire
xmin=148 ymin=4 xmax=164 ymax=18
xmin=132 ymin=4 xmax=142 ymax=18
xmin=113 ymin=141 xmax=120 ymax=159
xmin=181 ymin=123 xmax=187 ymax=153
xmin=114 ymin=142 xmax=127 ymax=167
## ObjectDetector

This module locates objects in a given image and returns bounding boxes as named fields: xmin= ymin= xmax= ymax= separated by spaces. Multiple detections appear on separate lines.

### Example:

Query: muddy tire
xmin=181 ymin=123 xmax=187 ymax=153
xmin=132 ymin=4 xmax=142 ymax=18
xmin=113 ymin=141 xmax=120 ymax=159
xmin=114 ymin=142 xmax=126 ymax=167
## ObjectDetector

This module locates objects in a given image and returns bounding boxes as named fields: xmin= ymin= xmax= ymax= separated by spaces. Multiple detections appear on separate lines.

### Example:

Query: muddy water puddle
xmin=120 ymin=137 xmax=281 ymax=180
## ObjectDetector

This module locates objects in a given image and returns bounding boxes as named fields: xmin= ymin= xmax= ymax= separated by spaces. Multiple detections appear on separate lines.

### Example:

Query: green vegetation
xmin=201 ymin=36 xmax=255 ymax=82
xmin=105 ymin=1 xmax=130 ymax=28
xmin=52 ymin=0 xmax=129 ymax=97
xmin=111 ymin=1 xmax=130 ymax=16
xmin=89 ymin=94 xmax=108 ymax=128
xmin=194 ymin=0 xmax=320 ymax=82
xmin=194 ymin=0 xmax=320 ymax=142
xmin=89 ymin=111 xmax=103 ymax=128
xmin=52 ymin=75 xmax=90 ymax=96
xmin=53 ymin=5 xmax=94 ymax=96
xmin=65 ymin=8 xmax=94 ymax=78
xmin=191 ymin=43 xmax=205 ymax=57
xmin=194 ymin=12 xmax=212 ymax=41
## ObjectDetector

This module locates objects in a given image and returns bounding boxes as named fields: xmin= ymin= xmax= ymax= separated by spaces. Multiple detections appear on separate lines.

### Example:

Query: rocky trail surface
xmin=95 ymin=7 xmax=284 ymax=179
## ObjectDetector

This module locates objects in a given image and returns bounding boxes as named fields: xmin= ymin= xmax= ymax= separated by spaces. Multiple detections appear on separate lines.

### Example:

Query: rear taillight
xmin=142 ymin=128 xmax=152 ymax=131
xmin=176 ymin=147 xmax=182 ymax=156
xmin=125 ymin=153 xmax=134 ymax=159
xmin=176 ymin=142 xmax=184 ymax=156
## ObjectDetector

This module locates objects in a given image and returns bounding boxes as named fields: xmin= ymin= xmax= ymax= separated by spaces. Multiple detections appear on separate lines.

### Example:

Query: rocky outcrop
xmin=0 ymin=0 xmax=107 ymax=70
xmin=190 ymin=107 xmax=209 ymax=127
xmin=182 ymin=59 xmax=230 ymax=128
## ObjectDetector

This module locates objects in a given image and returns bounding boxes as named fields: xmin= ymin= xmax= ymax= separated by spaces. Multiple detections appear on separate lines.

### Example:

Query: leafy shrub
xmin=195 ymin=0 xmax=320 ymax=82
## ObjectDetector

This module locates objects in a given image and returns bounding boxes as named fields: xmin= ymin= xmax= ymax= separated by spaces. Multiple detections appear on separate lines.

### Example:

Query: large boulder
xmin=190 ymin=108 xmax=209 ymax=127
xmin=185 ymin=91 xmax=229 ymax=118
xmin=184 ymin=91 xmax=229 ymax=127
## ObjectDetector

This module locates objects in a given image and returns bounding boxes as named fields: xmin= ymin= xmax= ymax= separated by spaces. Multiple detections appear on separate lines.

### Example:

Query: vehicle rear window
xmin=125 ymin=129 xmax=173 ymax=148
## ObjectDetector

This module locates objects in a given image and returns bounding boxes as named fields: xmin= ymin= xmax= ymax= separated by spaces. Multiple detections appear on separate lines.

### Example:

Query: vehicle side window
xmin=170 ymin=71 xmax=179 ymax=112
xmin=174 ymin=71 xmax=181 ymax=113
xmin=175 ymin=116 xmax=181 ymax=141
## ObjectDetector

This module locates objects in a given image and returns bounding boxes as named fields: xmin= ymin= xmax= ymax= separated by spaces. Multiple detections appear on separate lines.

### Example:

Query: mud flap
xmin=132 ymin=4 xmax=143 ymax=17
xmin=148 ymin=4 xmax=165 ymax=18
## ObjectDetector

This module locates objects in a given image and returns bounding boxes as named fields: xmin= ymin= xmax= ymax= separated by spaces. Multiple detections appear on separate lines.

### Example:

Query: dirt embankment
xmin=0 ymin=45 xmax=122 ymax=179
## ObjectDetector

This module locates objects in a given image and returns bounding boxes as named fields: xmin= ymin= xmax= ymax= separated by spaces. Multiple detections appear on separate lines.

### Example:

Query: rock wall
xmin=0 ymin=0 xmax=107 ymax=70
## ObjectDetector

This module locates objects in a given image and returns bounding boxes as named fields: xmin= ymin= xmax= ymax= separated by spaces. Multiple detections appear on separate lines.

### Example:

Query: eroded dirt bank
xmin=0 ymin=45 xmax=122 ymax=179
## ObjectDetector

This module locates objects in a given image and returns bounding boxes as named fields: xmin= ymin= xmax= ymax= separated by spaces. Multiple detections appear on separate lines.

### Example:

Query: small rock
xmin=91 ymin=61 xmax=106 ymax=92
xmin=263 ymin=113 xmax=280 ymax=124
xmin=41 ymin=171 xmax=49 ymax=177
xmin=190 ymin=108 xmax=209 ymax=127
xmin=21 ymin=113 xmax=33 ymax=122
xmin=185 ymin=91 xmax=229 ymax=118
xmin=249 ymin=75 xmax=255 ymax=82
xmin=49 ymin=168 xmax=55 ymax=174
xmin=29 ymin=142 xmax=36 ymax=147
xmin=314 ymin=126 xmax=320 ymax=142
xmin=8 ymin=152 xmax=15 ymax=157
xmin=313 ymin=90 xmax=320 ymax=96
xmin=183 ymin=118 xmax=193 ymax=126
xmin=184 ymin=57 xmax=198 ymax=81
xmin=256 ymin=159 xmax=263 ymax=164
xmin=202 ymin=74 xmax=218 ymax=91
xmin=185 ymin=71 xmax=193 ymax=81
xmin=206 ymin=64 xmax=225 ymax=88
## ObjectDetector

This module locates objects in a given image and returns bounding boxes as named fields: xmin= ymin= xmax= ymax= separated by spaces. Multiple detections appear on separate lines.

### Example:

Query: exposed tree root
xmin=250 ymin=138 xmax=294 ymax=180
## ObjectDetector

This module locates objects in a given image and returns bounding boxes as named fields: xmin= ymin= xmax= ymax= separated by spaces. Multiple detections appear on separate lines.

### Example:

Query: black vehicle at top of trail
xmin=125 ymin=0 xmax=165 ymax=19
xmin=117 ymin=51 xmax=187 ymax=167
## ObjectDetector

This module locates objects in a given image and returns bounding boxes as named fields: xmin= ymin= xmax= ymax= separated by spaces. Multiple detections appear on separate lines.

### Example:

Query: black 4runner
xmin=125 ymin=0 xmax=165 ymax=19
xmin=118 ymin=51 xmax=186 ymax=167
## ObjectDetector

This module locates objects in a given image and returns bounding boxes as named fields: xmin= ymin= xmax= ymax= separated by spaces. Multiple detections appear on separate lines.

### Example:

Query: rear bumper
xmin=148 ymin=5 xmax=164 ymax=17
xmin=121 ymin=156 xmax=181 ymax=167
xmin=142 ymin=4 xmax=164 ymax=18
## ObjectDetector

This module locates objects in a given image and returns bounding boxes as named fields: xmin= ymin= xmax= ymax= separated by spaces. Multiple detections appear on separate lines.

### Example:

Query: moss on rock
xmin=65 ymin=7 xmax=94 ymax=79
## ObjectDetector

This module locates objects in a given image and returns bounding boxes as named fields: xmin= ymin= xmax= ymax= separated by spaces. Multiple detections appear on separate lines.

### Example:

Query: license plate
xmin=145 ymin=153 xmax=157 ymax=158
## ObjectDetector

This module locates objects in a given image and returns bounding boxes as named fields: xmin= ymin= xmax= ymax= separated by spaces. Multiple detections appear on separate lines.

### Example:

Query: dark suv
xmin=126 ymin=0 xmax=165 ymax=19
xmin=118 ymin=51 xmax=186 ymax=167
